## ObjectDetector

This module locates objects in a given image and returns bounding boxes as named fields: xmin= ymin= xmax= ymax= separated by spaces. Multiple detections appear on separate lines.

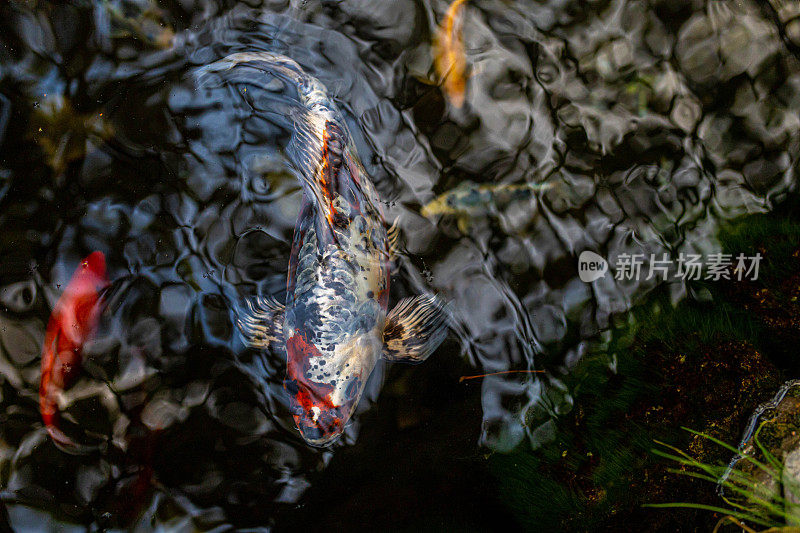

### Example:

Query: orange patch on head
xmin=285 ymin=334 xmax=345 ymax=439
xmin=285 ymin=334 xmax=336 ymax=411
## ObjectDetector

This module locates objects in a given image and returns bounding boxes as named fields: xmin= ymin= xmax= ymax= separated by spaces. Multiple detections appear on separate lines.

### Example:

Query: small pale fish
xmin=433 ymin=0 xmax=469 ymax=108
xmin=101 ymin=0 xmax=175 ymax=49
xmin=421 ymin=180 xmax=553 ymax=231
xmin=205 ymin=52 xmax=449 ymax=446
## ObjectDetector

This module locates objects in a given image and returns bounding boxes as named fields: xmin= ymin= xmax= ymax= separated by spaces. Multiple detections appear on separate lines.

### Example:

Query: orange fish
xmin=433 ymin=0 xmax=469 ymax=108
xmin=39 ymin=251 xmax=109 ymax=451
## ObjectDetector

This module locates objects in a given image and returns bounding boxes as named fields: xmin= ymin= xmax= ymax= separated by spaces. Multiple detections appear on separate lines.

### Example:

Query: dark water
xmin=0 ymin=0 xmax=798 ymax=530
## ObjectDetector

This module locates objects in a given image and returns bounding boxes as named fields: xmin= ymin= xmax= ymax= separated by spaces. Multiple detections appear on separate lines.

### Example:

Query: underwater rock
xmin=726 ymin=384 xmax=800 ymax=526
xmin=676 ymin=2 xmax=779 ymax=85
xmin=669 ymin=95 xmax=701 ymax=133
xmin=784 ymin=447 xmax=800 ymax=525
xmin=770 ymin=0 xmax=800 ymax=48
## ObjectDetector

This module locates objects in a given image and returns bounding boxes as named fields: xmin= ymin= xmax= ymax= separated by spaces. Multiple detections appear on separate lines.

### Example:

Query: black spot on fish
xmin=325 ymin=282 xmax=350 ymax=300
xmin=284 ymin=380 xmax=300 ymax=395
xmin=367 ymin=291 xmax=374 ymax=298
xmin=385 ymin=322 xmax=404 ymax=339
xmin=301 ymin=426 xmax=324 ymax=441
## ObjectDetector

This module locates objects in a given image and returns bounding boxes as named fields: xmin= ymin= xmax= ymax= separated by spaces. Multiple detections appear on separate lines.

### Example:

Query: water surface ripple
xmin=0 ymin=0 xmax=798 ymax=529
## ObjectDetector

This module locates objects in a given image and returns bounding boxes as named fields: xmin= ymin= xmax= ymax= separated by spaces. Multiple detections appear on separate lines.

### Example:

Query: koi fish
xmin=39 ymin=251 xmax=109 ymax=451
xmin=202 ymin=52 xmax=448 ymax=446
xmin=101 ymin=0 xmax=175 ymax=50
xmin=433 ymin=0 xmax=469 ymax=108
xmin=421 ymin=180 xmax=553 ymax=232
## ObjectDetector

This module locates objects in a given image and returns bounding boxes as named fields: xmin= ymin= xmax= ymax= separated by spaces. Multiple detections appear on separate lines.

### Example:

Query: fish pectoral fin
xmin=237 ymin=295 xmax=285 ymax=349
xmin=382 ymin=294 xmax=448 ymax=363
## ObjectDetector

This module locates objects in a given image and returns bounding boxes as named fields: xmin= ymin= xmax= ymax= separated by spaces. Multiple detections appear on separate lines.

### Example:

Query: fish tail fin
xmin=44 ymin=418 xmax=76 ymax=448
xmin=41 ymin=402 xmax=97 ymax=454
xmin=196 ymin=52 xmax=307 ymax=91
xmin=195 ymin=51 xmax=331 ymax=115
xmin=195 ymin=52 xmax=354 ymax=234
xmin=39 ymin=367 xmax=80 ymax=452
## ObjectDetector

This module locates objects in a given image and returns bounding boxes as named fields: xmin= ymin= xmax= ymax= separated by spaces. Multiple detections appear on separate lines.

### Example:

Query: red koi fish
xmin=209 ymin=53 xmax=449 ymax=446
xmin=39 ymin=251 xmax=109 ymax=451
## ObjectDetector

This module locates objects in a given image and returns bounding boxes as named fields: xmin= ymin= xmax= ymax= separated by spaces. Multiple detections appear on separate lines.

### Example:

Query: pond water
xmin=0 ymin=0 xmax=798 ymax=530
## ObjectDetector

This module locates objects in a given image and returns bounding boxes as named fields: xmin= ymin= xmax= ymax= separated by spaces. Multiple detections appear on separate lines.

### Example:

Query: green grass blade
xmin=681 ymin=428 xmax=776 ymax=476
xmin=643 ymin=503 xmax=775 ymax=528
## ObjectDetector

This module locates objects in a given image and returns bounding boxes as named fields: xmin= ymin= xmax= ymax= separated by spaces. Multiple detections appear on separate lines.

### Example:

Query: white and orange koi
xmin=201 ymin=52 xmax=449 ymax=446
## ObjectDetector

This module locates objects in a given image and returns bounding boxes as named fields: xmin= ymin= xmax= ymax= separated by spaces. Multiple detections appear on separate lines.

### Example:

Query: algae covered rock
xmin=725 ymin=383 xmax=800 ymax=527
xmin=784 ymin=447 xmax=800 ymax=526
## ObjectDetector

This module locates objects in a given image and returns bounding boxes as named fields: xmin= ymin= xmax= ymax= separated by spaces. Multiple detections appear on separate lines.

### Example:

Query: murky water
xmin=0 ymin=0 xmax=798 ymax=530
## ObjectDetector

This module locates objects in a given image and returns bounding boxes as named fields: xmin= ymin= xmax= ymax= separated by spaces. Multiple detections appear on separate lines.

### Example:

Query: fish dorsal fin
xmin=383 ymin=294 xmax=448 ymax=363
xmin=317 ymin=121 xmax=345 ymax=228
xmin=288 ymin=113 xmax=351 ymax=231
xmin=197 ymin=52 xmax=354 ymax=233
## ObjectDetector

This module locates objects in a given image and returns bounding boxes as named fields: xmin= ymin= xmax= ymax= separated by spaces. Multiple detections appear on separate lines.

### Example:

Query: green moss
xmin=490 ymin=194 xmax=800 ymax=531
xmin=718 ymin=196 xmax=800 ymax=285
xmin=492 ymin=451 xmax=581 ymax=530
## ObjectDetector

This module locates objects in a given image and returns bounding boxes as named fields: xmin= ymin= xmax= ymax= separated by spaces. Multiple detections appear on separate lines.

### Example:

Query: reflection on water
xmin=0 ymin=0 xmax=798 ymax=529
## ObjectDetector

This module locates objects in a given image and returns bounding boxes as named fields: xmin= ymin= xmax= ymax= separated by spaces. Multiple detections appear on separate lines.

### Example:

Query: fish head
xmin=284 ymin=332 xmax=375 ymax=446
xmin=284 ymin=333 xmax=345 ymax=446
xmin=56 ymin=251 xmax=109 ymax=342
xmin=284 ymin=377 xmax=347 ymax=446
xmin=82 ymin=251 xmax=106 ymax=278
xmin=69 ymin=251 xmax=108 ymax=300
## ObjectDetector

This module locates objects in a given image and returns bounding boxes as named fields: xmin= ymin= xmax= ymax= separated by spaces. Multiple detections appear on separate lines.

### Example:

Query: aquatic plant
xmin=718 ymin=198 xmax=800 ymax=285
xmin=489 ymin=191 xmax=800 ymax=530
xmin=490 ymin=289 xmax=777 ymax=530
xmin=647 ymin=426 xmax=792 ymax=530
